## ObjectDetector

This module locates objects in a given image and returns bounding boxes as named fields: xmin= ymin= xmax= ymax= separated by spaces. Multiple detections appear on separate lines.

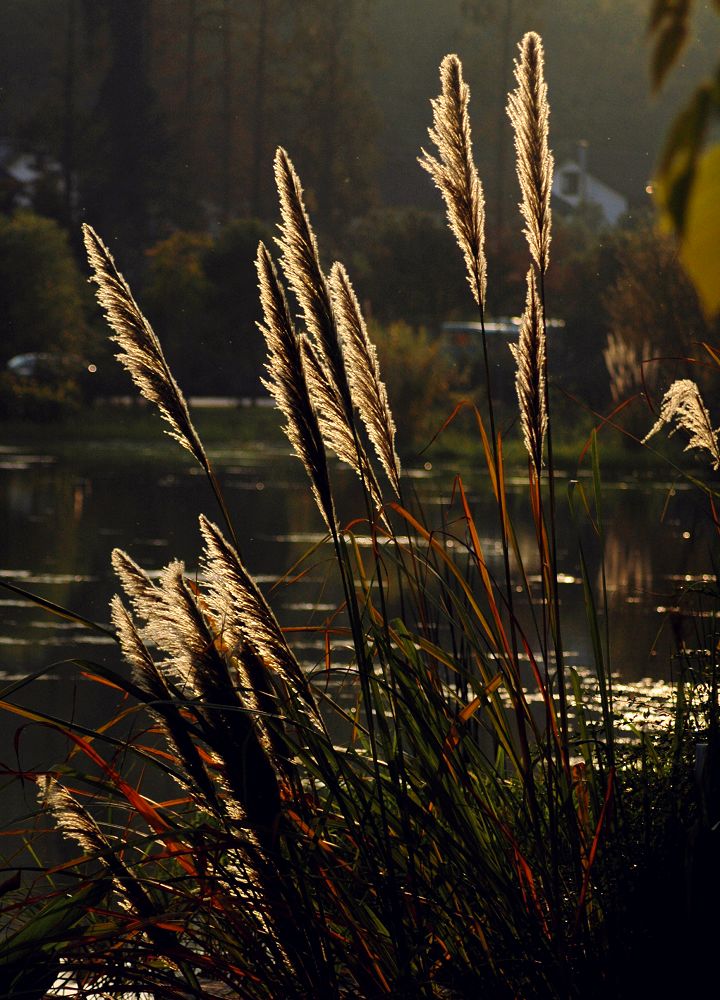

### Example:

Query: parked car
xmin=6 ymin=352 xmax=97 ymax=380
xmin=441 ymin=316 xmax=566 ymax=352
xmin=439 ymin=317 xmax=567 ymax=405
xmin=3 ymin=353 xmax=100 ymax=414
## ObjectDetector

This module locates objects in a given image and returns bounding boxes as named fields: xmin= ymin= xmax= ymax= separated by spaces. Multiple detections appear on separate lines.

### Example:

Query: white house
xmin=0 ymin=138 xmax=63 ymax=209
xmin=552 ymin=143 xmax=628 ymax=226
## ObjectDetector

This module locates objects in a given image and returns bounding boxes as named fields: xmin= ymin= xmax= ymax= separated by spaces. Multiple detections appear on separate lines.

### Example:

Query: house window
xmin=561 ymin=169 xmax=580 ymax=197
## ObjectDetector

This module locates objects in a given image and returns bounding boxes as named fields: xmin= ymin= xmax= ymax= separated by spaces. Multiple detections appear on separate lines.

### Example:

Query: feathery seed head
xmin=82 ymin=224 xmax=209 ymax=469
xmin=300 ymin=335 xmax=357 ymax=466
xmin=38 ymin=776 xmax=108 ymax=858
xmin=256 ymin=241 xmax=337 ymax=533
xmin=199 ymin=514 xmax=301 ymax=684
xmin=112 ymin=548 xmax=162 ymax=621
xmin=113 ymin=553 xmax=214 ymax=695
xmin=603 ymin=333 xmax=653 ymax=404
xmin=330 ymin=263 xmax=401 ymax=498
xmin=111 ymin=580 xmax=242 ymax=808
xmin=199 ymin=514 xmax=325 ymax=739
xmin=510 ymin=269 xmax=547 ymax=474
xmin=419 ymin=54 xmax=487 ymax=308
xmin=272 ymin=153 xmax=388 ymax=512
xmin=145 ymin=562 xmax=283 ymax=830
xmin=273 ymin=149 xmax=353 ymax=415
xmin=110 ymin=594 xmax=169 ymax=701
xmin=643 ymin=379 xmax=720 ymax=468
xmin=112 ymin=550 xmax=204 ymax=689
xmin=507 ymin=32 xmax=553 ymax=274
xmin=199 ymin=515 xmax=323 ymax=730
xmin=301 ymin=332 xmax=385 ymax=511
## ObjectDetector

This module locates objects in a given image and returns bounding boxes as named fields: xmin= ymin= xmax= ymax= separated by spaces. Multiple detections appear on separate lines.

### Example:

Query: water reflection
xmin=1 ymin=448 xmax=716 ymax=747
xmin=603 ymin=531 xmax=654 ymax=599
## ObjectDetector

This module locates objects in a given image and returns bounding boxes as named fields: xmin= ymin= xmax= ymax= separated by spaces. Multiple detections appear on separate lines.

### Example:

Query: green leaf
xmin=0 ymin=577 xmax=116 ymax=639
xmin=0 ymin=880 xmax=109 ymax=969
xmin=654 ymin=82 xmax=712 ymax=235
xmin=678 ymin=142 xmax=720 ymax=318
xmin=648 ymin=0 xmax=694 ymax=92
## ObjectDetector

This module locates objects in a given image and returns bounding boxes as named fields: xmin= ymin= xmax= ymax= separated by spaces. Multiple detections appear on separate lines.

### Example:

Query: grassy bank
xmin=0 ymin=400 xmax=287 ymax=465
xmin=0 ymin=394 xmax=676 ymax=477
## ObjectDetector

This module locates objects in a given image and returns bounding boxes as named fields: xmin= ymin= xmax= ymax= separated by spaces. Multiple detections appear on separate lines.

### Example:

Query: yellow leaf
xmin=679 ymin=142 xmax=720 ymax=318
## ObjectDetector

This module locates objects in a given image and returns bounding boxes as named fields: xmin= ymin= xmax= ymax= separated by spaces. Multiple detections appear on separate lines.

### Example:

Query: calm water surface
xmin=1 ymin=432 xmax=716 ymax=824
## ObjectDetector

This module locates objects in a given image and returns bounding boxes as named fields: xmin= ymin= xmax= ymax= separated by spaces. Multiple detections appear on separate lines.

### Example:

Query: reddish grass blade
xmin=573 ymin=768 xmax=615 ymax=933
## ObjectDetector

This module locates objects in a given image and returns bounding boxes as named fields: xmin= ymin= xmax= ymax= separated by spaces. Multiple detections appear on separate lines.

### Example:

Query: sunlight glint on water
xmin=0 ymin=446 xmax=711 ymax=720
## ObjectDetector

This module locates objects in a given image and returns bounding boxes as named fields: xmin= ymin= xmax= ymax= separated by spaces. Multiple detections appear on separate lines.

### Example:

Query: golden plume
xmin=507 ymin=32 xmax=553 ymax=275
xmin=273 ymin=149 xmax=390 ymax=511
xmin=110 ymin=593 xmax=167 ymax=701
xmin=111 ymin=594 xmax=223 ymax=808
xmin=330 ymin=263 xmax=401 ymax=498
xmin=273 ymin=148 xmax=354 ymax=416
xmin=199 ymin=514 xmax=324 ymax=728
xmin=111 ymin=548 xmax=163 ymax=622
xmin=644 ymin=379 xmax=720 ymax=468
xmin=256 ymin=240 xmax=336 ymax=533
xmin=118 ymin=554 xmax=281 ymax=832
xmin=419 ymin=54 xmax=487 ymax=308
xmin=39 ymin=776 xmax=193 ymax=947
xmin=82 ymin=224 xmax=209 ymax=469
xmin=301 ymin=333 xmax=385 ymax=512
xmin=510 ymin=269 xmax=547 ymax=474
xmin=603 ymin=332 xmax=653 ymax=405
xmin=38 ymin=776 xmax=108 ymax=857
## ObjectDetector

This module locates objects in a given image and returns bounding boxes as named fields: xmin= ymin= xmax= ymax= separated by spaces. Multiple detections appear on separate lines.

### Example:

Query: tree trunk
xmin=220 ymin=0 xmax=234 ymax=223
xmin=250 ymin=0 xmax=269 ymax=218
xmin=185 ymin=0 xmax=198 ymax=121
xmin=61 ymin=0 xmax=78 ymax=228
xmin=494 ymin=0 xmax=514 ymax=253
xmin=320 ymin=0 xmax=344 ymax=228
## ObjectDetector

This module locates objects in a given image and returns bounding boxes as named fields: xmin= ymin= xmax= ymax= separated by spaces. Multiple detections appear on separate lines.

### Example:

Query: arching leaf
xmin=648 ymin=0 xmax=694 ymax=92
xmin=678 ymin=142 xmax=720 ymax=317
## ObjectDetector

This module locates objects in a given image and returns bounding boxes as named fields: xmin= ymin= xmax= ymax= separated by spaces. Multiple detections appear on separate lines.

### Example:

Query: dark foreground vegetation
xmin=2 ymin=26 xmax=720 ymax=1000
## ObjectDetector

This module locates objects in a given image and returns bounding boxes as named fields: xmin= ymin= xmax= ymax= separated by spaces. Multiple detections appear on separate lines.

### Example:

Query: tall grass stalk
xmin=419 ymin=52 xmax=538 ymax=845
xmin=506 ymin=32 xmax=569 ymax=756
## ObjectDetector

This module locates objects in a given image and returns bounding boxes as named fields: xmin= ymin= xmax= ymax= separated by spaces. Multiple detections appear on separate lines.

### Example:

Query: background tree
xmin=142 ymin=230 xmax=213 ymax=393
xmin=604 ymin=223 xmax=711 ymax=402
xmin=0 ymin=0 xmax=716 ymax=410
xmin=0 ymin=212 xmax=90 ymax=364
xmin=144 ymin=219 xmax=273 ymax=396
xmin=81 ymin=0 xmax=170 ymax=265
xmin=276 ymin=0 xmax=378 ymax=233
xmin=343 ymin=208 xmax=469 ymax=327
xmin=2 ymin=0 xmax=715 ymax=242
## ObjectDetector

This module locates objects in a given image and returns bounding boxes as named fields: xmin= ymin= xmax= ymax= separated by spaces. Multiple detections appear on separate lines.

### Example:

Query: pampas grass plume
xmin=256 ymin=240 xmax=337 ymax=533
xmin=273 ymin=148 xmax=353 ymax=415
xmin=510 ymin=268 xmax=547 ymax=474
xmin=507 ymin=32 xmax=553 ymax=275
xmin=644 ymin=379 xmax=720 ymax=468
xmin=38 ymin=776 xmax=107 ymax=858
xmin=330 ymin=263 xmax=401 ymax=498
xmin=82 ymin=224 xmax=209 ymax=471
xmin=419 ymin=54 xmax=487 ymax=309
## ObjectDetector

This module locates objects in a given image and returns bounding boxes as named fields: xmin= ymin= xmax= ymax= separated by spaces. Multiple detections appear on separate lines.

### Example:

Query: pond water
xmin=0 ymin=425 xmax=717 ymax=833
